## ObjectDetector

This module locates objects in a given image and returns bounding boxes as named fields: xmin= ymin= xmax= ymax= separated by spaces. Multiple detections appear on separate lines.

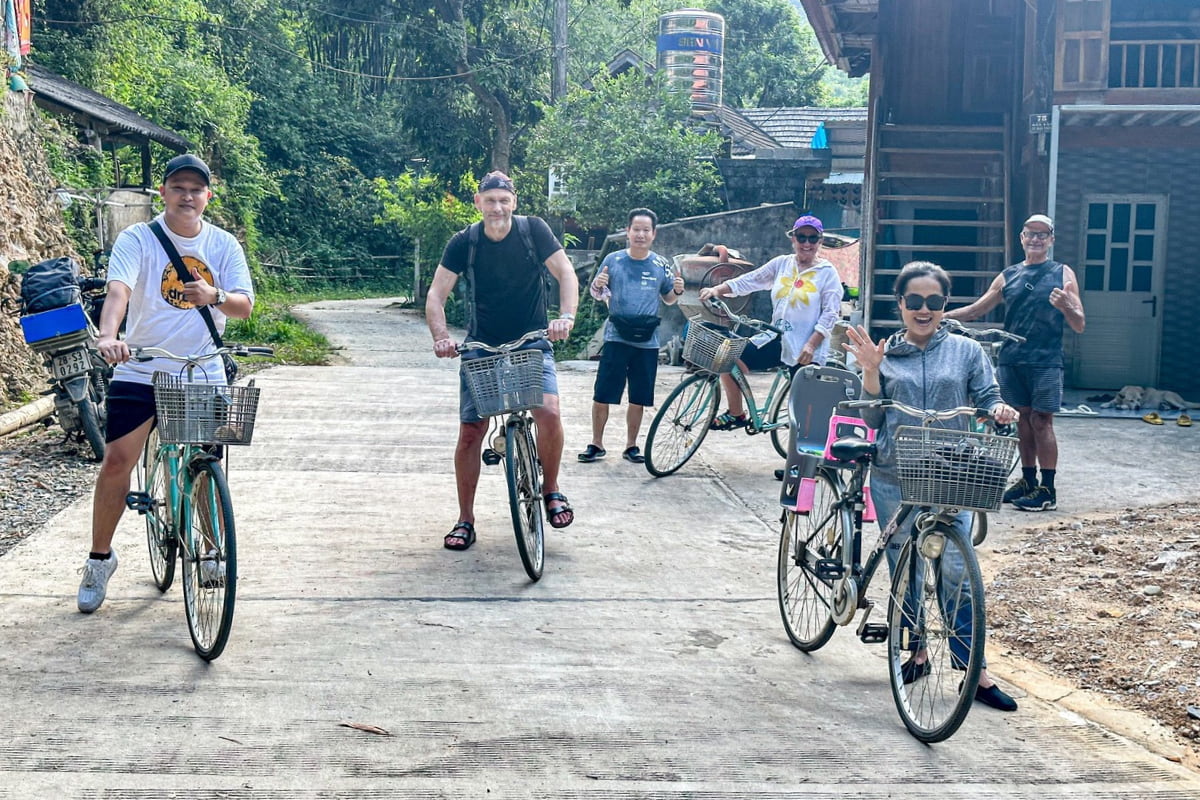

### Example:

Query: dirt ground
xmin=987 ymin=501 xmax=1200 ymax=760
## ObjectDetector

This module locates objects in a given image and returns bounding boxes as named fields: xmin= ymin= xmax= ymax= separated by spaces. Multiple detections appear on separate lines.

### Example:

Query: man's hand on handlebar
xmin=547 ymin=317 xmax=574 ymax=342
xmin=433 ymin=337 xmax=460 ymax=359
xmin=97 ymin=335 xmax=130 ymax=365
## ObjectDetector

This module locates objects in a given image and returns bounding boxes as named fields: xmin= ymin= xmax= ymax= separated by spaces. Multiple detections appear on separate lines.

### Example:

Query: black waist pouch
xmin=609 ymin=313 xmax=661 ymax=343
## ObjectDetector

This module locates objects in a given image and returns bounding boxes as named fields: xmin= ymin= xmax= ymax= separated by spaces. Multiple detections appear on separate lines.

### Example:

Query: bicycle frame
xmin=726 ymin=362 xmax=791 ymax=434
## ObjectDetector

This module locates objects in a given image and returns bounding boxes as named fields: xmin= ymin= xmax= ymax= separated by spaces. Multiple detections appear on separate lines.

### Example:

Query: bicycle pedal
xmin=124 ymin=491 xmax=153 ymax=513
xmin=815 ymin=559 xmax=845 ymax=580
xmin=858 ymin=624 xmax=889 ymax=644
xmin=481 ymin=449 xmax=502 ymax=466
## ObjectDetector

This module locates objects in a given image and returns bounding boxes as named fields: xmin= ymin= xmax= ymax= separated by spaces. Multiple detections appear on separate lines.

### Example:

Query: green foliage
xmin=822 ymin=70 xmax=871 ymax=108
xmin=225 ymin=293 xmax=332 ymax=366
xmin=373 ymin=172 xmax=479 ymax=293
xmin=700 ymin=0 xmax=827 ymax=107
xmin=527 ymin=73 xmax=724 ymax=228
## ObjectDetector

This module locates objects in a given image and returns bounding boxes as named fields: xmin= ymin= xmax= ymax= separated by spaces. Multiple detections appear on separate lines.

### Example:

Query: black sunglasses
xmin=899 ymin=293 xmax=948 ymax=311
xmin=790 ymin=232 xmax=822 ymax=244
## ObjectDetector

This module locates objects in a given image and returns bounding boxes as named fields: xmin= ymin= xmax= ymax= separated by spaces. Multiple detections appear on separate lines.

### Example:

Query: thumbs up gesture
xmin=593 ymin=264 xmax=610 ymax=291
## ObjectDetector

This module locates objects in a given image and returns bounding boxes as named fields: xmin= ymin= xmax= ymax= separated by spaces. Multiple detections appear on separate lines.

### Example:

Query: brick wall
xmin=1056 ymin=147 xmax=1200 ymax=396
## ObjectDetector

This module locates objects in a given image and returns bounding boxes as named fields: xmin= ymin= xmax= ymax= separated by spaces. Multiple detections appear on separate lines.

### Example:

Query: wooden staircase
xmin=867 ymin=120 xmax=1012 ymax=333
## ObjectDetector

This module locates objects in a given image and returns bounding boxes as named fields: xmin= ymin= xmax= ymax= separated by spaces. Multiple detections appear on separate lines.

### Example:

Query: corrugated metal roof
xmin=25 ymin=64 xmax=191 ymax=152
xmin=738 ymin=107 xmax=868 ymax=149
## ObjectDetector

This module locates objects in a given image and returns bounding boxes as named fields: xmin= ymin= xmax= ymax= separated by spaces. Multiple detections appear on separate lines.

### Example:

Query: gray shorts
xmin=998 ymin=365 xmax=1063 ymax=414
xmin=459 ymin=349 xmax=558 ymax=423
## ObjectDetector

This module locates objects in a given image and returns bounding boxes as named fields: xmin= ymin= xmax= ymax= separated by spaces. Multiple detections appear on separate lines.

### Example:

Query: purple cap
xmin=789 ymin=215 xmax=823 ymax=234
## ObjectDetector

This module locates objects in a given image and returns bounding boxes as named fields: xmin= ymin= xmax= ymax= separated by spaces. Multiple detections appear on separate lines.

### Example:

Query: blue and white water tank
xmin=657 ymin=9 xmax=725 ymax=112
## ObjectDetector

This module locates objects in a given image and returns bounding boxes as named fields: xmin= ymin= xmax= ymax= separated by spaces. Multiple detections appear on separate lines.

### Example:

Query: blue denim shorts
xmin=459 ymin=349 xmax=558 ymax=423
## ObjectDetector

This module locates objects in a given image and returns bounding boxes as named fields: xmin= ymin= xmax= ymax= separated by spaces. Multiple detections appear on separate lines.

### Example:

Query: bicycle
xmin=942 ymin=319 xmax=1026 ymax=545
xmin=125 ymin=344 xmax=273 ymax=660
xmin=777 ymin=398 xmax=1019 ymax=742
xmin=457 ymin=330 xmax=549 ymax=582
xmin=643 ymin=298 xmax=792 ymax=477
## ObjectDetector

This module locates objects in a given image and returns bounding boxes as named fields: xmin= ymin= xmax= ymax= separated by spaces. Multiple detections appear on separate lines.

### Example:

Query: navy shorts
xmin=593 ymin=342 xmax=659 ymax=407
xmin=739 ymin=335 xmax=783 ymax=372
xmin=459 ymin=349 xmax=558 ymax=423
xmin=998 ymin=365 xmax=1063 ymax=414
xmin=105 ymin=380 xmax=157 ymax=443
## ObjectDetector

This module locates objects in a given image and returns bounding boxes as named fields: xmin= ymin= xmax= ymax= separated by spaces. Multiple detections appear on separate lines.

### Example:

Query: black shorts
xmin=740 ymin=335 xmax=783 ymax=372
xmin=105 ymin=380 xmax=157 ymax=443
xmin=593 ymin=342 xmax=659 ymax=407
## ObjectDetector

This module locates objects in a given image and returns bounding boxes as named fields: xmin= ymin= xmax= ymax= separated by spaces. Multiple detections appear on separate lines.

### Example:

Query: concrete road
xmin=1 ymin=296 xmax=1197 ymax=797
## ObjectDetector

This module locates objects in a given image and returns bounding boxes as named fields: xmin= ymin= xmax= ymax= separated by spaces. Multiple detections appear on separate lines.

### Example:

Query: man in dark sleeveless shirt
xmin=945 ymin=214 xmax=1086 ymax=512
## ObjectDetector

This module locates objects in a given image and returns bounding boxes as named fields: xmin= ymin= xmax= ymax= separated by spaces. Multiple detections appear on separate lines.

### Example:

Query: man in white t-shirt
xmin=77 ymin=154 xmax=256 ymax=614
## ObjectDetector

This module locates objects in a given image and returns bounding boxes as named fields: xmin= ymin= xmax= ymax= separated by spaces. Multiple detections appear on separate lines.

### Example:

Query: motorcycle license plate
xmin=52 ymin=349 xmax=90 ymax=379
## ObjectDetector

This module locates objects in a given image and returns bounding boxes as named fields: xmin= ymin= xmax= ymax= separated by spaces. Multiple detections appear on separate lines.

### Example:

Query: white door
xmin=1072 ymin=196 xmax=1165 ymax=389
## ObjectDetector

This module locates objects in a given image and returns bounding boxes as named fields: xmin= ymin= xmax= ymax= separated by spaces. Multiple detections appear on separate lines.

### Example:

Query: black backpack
xmin=20 ymin=257 xmax=82 ymax=314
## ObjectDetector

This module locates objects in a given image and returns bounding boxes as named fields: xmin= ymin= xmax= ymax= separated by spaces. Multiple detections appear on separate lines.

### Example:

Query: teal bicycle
xmin=126 ymin=344 xmax=272 ymax=660
xmin=644 ymin=298 xmax=792 ymax=477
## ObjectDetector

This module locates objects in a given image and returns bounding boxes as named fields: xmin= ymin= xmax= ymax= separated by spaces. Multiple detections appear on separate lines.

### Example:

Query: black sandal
xmin=543 ymin=492 xmax=574 ymax=529
xmin=443 ymin=521 xmax=476 ymax=550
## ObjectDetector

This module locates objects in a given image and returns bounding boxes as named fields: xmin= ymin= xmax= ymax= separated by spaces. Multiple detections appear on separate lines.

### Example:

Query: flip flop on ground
xmin=1179 ymin=413 xmax=1193 ymax=427
xmin=1142 ymin=412 xmax=1164 ymax=425
xmin=622 ymin=446 xmax=645 ymax=464
xmin=578 ymin=444 xmax=606 ymax=462
xmin=544 ymin=492 xmax=574 ymax=529
xmin=444 ymin=521 xmax=476 ymax=550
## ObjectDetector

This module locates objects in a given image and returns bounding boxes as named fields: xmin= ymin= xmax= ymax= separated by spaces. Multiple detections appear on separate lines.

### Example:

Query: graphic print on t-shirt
xmin=159 ymin=256 xmax=215 ymax=310
xmin=774 ymin=264 xmax=819 ymax=309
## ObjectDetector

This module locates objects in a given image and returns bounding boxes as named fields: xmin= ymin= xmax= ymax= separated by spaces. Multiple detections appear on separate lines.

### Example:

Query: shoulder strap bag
xmin=148 ymin=220 xmax=238 ymax=383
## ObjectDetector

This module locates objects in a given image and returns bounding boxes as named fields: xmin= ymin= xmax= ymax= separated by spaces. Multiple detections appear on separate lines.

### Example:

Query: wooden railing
xmin=1109 ymin=40 xmax=1200 ymax=89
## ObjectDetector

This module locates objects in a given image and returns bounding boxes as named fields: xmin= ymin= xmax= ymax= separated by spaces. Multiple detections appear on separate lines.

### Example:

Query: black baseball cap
xmin=163 ymin=154 xmax=211 ymax=185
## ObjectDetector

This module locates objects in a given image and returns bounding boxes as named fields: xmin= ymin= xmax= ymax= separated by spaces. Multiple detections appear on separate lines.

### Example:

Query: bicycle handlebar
xmin=132 ymin=345 xmax=275 ymax=363
xmin=840 ymin=398 xmax=998 ymax=425
xmin=942 ymin=318 xmax=1026 ymax=344
xmin=703 ymin=297 xmax=784 ymax=336
xmin=456 ymin=329 xmax=548 ymax=355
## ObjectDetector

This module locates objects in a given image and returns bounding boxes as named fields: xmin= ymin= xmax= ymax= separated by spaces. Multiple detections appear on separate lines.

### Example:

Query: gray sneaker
xmin=77 ymin=548 xmax=118 ymax=613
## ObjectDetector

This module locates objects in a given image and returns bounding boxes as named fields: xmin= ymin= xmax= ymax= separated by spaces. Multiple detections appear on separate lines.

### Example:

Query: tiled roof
xmin=696 ymin=106 xmax=781 ymax=155
xmin=737 ymin=107 xmax=868 ymax=149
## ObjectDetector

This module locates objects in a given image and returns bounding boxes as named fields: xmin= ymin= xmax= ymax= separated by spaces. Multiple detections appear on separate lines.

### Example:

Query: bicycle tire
xmin=886 ymin=523 xmax=985 ymax=743
xmin=78 ymin=397 xmax=106 ymax=462
xmin=141 ymin=427 xmax=176 ymax=592
xmin=181 ymin=458 xmax=237 ymax=661
xmin=777 ymin=470 xmax=844 ymax=651
xmin=644 ymin=374 xmax=720 ymax=477
xmin=970 ymin=512 xmax=988 ymax=546
xmin=767 ymin=371 xmax=794 ymax=459
xmin=699 ymin=263 xmax=751 ymax=318
xmin=506 ymin=418 xmax=544 ymax=582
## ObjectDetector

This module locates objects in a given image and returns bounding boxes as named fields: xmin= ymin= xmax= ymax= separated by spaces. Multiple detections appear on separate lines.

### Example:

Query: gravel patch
xmin=0 ymin=424 xmax=98 ymax=558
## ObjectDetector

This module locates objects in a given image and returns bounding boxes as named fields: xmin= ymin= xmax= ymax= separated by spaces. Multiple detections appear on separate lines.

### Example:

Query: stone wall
xmin=0 ymin=94 xmax=79 ymax=407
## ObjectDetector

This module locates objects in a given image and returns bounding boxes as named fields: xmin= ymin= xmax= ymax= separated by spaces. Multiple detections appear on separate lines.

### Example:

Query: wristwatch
xmin=673 ymin=289 xmax=685 ymax=296
xmin=214 ymin=288 xmax=227 ymax=307
xmin=560 ymin=312 xmax=575 ymax=321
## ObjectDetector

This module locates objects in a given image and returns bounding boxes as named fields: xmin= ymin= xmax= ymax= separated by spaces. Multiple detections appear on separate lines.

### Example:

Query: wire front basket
xmin=683 ymin=320 xmax=748 ymax=374
xmin=462 ymin=349 xmax=544 ymax=417
xmin=894 ymin=426 xmax=1019 ymax=512
xmin=152 ymin=372 xmax=261 ymax=446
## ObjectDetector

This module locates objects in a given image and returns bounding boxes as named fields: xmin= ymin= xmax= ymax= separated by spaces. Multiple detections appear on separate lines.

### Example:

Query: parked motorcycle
xmin=15 ymin=258 xmax=114 ymax=460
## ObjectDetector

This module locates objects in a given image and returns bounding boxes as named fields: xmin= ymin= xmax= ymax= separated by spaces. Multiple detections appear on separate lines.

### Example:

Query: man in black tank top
xmin=944 ymin=214 xmax=1086 ymax=512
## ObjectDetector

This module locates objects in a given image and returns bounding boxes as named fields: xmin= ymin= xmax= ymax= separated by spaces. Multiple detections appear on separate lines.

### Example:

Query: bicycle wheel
xmin=767 ymin=371 xmax=794 ymax=459
xmin=506 ymin=417 xmax=544 ymax=582
xmin=777 ymin=470 xmax=844 ymax=651
xmin=78 ymin=397 xmax=106 ymax=461
xmin=140 ymin=428 xmax=176 ymax=592
xmin=644 ymin=374 xmax=719 ymax=477
xmin=970 ymin=512 xmax=988 ymax=546
xmin=886 ymin=523 xmax=985 ymax=743
xmin=181 ymin=458 xmax=237 ymax=661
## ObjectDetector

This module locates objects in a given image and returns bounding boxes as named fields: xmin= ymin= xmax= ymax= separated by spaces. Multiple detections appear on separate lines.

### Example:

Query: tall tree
xmin=526 ymin=72 xmax=724 ymax=228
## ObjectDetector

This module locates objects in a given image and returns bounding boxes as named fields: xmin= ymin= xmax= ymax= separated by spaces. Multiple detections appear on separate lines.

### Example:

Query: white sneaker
xmin=199 ymin=552 xmax=226 ymax=588
xmin=77 ymin=548 xmax=118 ymax=613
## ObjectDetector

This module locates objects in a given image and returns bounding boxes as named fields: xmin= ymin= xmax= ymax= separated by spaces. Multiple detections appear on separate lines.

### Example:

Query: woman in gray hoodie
xmin=844 ymin=261 xmax=1020 ymax=712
